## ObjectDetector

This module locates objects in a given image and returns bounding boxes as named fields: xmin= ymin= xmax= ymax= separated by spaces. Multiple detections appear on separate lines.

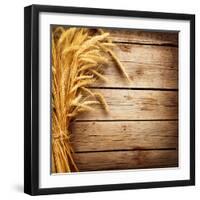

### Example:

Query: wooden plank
xmin=77 ymin=89 xmax=178 ymax=120
xmin=112 ymin=43 xmax=178 ymax=66
xmin=54 ymin=27 xmax=178 ymax=45
xmin=93 ymin=61 xmax=178 ymax=89
xmin=92 ymin=43 xmax=178 ymax=89
xmin=70 ymin=121 xmax=178 ymax=152
xmin=105 ymin=29 xmax=178 ymax=46
xmin=74 ymin=150 xmax=178 ymax=171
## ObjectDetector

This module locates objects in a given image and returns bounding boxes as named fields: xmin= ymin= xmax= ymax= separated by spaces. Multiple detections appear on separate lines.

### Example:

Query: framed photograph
xmin=24 ymin=4 xmax=195 ymax=195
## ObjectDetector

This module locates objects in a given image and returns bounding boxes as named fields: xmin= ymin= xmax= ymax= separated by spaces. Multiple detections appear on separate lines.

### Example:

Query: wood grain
xmin=70 ymin=121 xmax=178 ymax=152
xmin=77 ymin=89 xmax=178 ymax=120
xmin=106 ymin=29 xmax=178 ymax=46
xmin=74 ymin=150 xmax=178 ymax=171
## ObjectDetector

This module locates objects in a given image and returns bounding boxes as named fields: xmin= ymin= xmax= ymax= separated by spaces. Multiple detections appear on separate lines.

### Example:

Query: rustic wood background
xmin=70 ymin=29 xmax=178 ymax=172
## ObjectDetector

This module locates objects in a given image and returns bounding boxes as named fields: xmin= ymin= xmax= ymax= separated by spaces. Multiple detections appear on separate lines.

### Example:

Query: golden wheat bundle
xmin=52 ymin=27 xmax=130 ymax=173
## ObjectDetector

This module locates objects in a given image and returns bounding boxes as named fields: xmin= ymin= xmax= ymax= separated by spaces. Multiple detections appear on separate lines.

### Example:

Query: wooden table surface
xmin=70 ymin=28 xmax=178 ymax=172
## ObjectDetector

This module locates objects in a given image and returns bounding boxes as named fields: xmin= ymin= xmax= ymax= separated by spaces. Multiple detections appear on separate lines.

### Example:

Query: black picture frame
xmin=24 ymin=4 xmax=195 ymax=195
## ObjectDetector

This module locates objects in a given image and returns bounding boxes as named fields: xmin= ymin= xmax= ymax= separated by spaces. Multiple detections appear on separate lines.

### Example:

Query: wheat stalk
xmin=52 ymin=27 xmax=130 ymax=173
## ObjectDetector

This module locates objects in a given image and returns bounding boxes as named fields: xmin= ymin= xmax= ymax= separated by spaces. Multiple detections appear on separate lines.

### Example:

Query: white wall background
xmin=0 ymin=0 xmax=199 ymax=199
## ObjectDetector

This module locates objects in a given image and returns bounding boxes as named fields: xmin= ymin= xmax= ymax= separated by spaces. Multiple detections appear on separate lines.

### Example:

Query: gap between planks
xmin=75 ymin=148 xmax=177 ymax=154
xmin=88 ymin=86 xmax=178 ymax=91
xmin=76 ymin=119 xmax=178 ymax=122
xmin=112 ymin=41 xmax=178 ymax=47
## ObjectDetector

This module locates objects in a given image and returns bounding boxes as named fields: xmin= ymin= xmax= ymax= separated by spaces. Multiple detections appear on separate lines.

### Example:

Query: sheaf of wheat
xmin=52 ymin=27 xmax=130 ymax=173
